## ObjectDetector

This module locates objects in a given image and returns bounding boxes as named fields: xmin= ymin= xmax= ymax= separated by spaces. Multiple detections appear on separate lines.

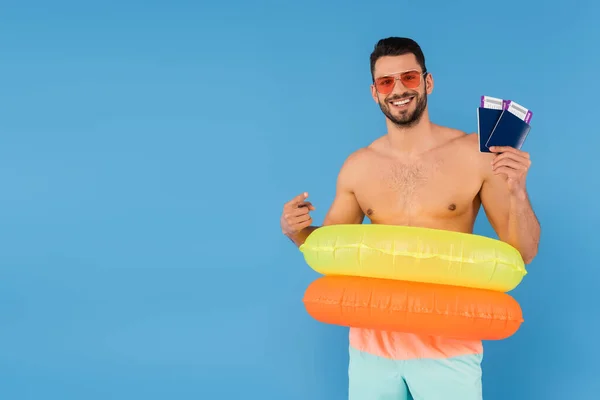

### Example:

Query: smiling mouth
xmin=389 ymin=96 xmax=414 ymax=108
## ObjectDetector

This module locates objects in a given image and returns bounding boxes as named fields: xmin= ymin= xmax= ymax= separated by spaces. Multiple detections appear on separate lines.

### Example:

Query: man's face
xmin=370 ymin=54 xmax=432 ymax=128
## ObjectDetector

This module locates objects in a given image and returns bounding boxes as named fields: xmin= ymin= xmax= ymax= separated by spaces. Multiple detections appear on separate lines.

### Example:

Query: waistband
xmin=350 ymin=327 xmax=483 ymax=360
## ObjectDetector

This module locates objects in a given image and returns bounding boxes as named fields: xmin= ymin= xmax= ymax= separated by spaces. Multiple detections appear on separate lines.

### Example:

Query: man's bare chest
xmin=353 ymin=158 xmax=482 ymax=221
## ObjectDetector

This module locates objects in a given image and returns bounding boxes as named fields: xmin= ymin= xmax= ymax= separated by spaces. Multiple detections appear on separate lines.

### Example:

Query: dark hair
xmin=370 ymin=37 xmax=427 ymax=80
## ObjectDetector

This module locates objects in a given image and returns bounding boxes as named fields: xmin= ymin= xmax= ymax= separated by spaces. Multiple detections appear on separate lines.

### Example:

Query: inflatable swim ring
xmin=303 ymin=275 xmax=523 ymax=340
xmin=299 ymin=224 xmax=527 ymax=292
xmin=300 ymin=225 xmax=527 ymax=340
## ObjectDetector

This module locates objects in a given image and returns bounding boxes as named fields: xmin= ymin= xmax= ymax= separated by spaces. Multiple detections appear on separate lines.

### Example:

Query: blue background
xmin=1 ymin=0 xmax=599 ymax=399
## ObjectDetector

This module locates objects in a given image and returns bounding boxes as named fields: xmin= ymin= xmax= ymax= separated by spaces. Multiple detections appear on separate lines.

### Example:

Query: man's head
xmin=369 ymin=37 xmax=433 ymax=128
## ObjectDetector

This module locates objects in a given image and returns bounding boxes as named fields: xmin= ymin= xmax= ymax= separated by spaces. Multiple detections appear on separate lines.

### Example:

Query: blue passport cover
xmin=485 ymin=110 xmax=531 ymax=150
xmin=477 ymin=107 xmax=502 ymax=153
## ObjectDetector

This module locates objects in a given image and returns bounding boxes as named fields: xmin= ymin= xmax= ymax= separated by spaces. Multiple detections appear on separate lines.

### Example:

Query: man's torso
xmin=345 ymin=127 xmax=488 ymax=360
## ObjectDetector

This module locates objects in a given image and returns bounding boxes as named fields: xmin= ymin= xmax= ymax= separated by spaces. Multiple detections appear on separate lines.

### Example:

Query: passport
xmin=485 ymin=109 xmax=531 ymax=150
xmin=477 ymin=107 xmax=503 ymax=153
xmin=477 ymin=96 xmax=532 ymax=152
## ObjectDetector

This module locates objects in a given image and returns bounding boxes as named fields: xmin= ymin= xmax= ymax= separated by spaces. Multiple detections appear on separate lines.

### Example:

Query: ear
xmin=425 ymin=73 xmax=434 ymax=95
xmin=370 ymin=84 xmax=380 ymax=103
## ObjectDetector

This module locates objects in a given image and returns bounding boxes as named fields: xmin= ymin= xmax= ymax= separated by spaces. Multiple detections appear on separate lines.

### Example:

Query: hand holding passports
xmin=477 ymin=95 xmax=533 ymax=153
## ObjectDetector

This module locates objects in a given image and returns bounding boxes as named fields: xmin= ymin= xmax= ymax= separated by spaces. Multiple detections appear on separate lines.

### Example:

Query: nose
xmin=391 ymin=77 xmax=410 ymax=94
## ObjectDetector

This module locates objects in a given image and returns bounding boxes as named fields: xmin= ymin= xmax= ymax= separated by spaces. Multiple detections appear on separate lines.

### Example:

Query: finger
xmin=493 ymin=166 xmax=519 ymax=178
xmin=288 ymin=214 xmax=312 ymax=226
xmin=489 ymin=145 xmax=518 ymax=154
xmin=493 ymin=150 xmax=528 ymax=162
xmin=287 ymin=204 xmax=312 ymax=217
xmin=489 ymin=146 xmax=530 ymax=158
xmin=285 ymin=192 xmax=309 ymax=208
xmin=298 ymin=201 xmax=315 ymax=211
xmin=285 ymin=202 xmax=314 ymax=217
xmin=296 ymin=218 xmax=313 ymax=230
xmin=493 ymin=158 xmax=526 ymax=171
xmin=492 ymin=153 xmax=531 ymax=168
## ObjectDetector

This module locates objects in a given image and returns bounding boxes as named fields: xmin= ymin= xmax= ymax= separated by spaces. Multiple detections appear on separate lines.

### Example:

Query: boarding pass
xmin=480 ymin=95 xmax=533 ymax=124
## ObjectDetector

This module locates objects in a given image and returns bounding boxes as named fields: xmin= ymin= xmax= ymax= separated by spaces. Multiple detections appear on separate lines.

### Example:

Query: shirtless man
xmin=280 ymin=37 xmax=540 ymax=399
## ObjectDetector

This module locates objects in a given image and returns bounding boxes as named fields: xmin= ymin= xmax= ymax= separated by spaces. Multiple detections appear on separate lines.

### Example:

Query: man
xmin=280 ymin=37 xmax=540 ymax=400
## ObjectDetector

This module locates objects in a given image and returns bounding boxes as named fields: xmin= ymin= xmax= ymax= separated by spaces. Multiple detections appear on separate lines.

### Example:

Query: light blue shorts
xmin=348 ymin=346 xmax=483 ymax=400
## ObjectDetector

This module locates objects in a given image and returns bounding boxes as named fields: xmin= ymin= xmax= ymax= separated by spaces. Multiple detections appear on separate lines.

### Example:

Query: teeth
xmin=392 ymin=98 xmax=411 ymax=106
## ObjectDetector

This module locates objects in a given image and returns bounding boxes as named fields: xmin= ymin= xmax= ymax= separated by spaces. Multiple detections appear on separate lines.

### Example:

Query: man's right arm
xmin=281 ymin=152 xmax=365 ymax=247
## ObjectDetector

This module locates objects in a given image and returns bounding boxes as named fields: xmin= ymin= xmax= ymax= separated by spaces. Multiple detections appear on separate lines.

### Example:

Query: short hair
xmin=370 ymin=37 xmax=427 ymax=80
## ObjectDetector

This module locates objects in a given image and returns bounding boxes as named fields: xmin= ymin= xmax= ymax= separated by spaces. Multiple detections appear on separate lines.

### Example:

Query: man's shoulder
xmin=436 ymin=125 xmax=476 ymax=146
xmin=454 ymin=129 xmax=480 ymax=151
xmin=442 ymin=128 xmax=497 ymax=181
xmin=440 ymin=126 xmax=493 ymax=157
xmin=335 ymin=139 xmax=386 ymax=185
xmin=433 ymin=125 xmax=493 ymax=170
xmin=339 ymin=146 xmax=372 ymax=174
xmin=342 ymin=137 xmax=386 ymax=166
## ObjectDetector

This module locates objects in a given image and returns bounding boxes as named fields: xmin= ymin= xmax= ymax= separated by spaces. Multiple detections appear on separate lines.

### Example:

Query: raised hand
xmin=280 ymin=192 xmax=315 ymax=237
xmin=489 ymin=146 xmax=532 ymax=195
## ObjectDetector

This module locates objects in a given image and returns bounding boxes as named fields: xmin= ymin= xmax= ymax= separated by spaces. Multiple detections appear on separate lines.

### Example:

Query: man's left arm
xmin=479 ymin=145 xmax=541 ymax=264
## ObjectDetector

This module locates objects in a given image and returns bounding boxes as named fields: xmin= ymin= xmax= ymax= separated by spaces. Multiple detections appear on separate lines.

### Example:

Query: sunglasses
xmin=374 ymin=69 xmax=427 ymax=95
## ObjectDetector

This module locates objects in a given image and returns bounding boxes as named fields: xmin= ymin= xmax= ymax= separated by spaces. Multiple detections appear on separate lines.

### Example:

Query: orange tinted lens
xmin=375 ymin=77 xmax=395 ymax=94
xmin=375 ymin=71 xmax=422 ymax=93
xmin=400 ymin=71 xmax=421 ymax=88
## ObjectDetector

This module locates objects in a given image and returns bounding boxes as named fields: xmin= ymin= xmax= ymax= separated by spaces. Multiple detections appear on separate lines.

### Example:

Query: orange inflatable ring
xmin=303 ymin=275 xmax=523 ymax=340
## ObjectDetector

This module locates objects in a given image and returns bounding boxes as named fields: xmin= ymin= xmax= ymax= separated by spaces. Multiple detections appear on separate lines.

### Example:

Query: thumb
xmin=299 ymin=201 xmax=315 ymax=211
xmin=289 ymin=192 xmax=308 ymax=206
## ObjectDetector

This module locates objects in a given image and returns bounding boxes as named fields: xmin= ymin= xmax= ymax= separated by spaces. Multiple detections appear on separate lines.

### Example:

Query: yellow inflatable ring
xmin=299 ymin=224 xmax=526 ymax=292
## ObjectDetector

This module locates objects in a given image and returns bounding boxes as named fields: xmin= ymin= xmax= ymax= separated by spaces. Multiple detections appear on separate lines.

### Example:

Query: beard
xmin=378 ymin=90 xmax=428 ymax=128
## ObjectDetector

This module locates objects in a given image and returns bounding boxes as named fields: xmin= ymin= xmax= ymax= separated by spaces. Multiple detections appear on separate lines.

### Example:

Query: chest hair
xmin=380 ymin=157 xmax=446 ymax=211
xmin=386 ymin=162 xmax=428 ymax=195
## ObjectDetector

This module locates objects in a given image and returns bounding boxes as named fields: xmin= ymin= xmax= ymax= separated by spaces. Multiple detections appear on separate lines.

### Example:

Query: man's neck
xmin=385 ymin=117 xmax=436 ymax=156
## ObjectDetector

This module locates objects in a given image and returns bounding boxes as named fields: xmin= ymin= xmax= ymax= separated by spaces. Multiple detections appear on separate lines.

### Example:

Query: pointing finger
xmin=286 ymin=192 xmax=309 ymax=208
